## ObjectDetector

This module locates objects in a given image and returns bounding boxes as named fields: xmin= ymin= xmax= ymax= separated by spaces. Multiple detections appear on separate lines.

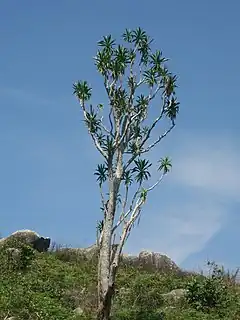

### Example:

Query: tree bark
xmin=97 ymin=137 xmax=124 ymax=320
xmin=97 ymin=284 xmax=115 ymax=320
xmin=97 ymin=178 xmax=118 ymax=319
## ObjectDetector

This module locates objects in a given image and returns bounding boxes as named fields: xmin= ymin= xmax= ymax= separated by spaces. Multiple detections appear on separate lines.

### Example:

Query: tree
xmin=73 ymin=27 xmax=179 ymax=320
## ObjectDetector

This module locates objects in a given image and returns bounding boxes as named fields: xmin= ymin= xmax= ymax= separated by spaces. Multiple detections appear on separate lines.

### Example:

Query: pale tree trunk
xmin=97 ymin=201 xmax=115 ymax=320
xmin=97 ymin=150 xmax=123 ymax=320
xmin=97 ymin=195 xmax=117 ymax=320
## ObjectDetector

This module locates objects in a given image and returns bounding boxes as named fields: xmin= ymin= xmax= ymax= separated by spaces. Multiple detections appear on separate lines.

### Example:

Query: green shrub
xmin=113 ymin=308 xmax=165 ymax=320
xmin=186 ymin=261 xmax=231 ymax=315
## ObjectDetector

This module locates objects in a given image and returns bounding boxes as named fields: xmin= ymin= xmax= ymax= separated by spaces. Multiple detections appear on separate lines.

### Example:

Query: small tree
xmin=73 ymin=27 xmax=179 ymax=320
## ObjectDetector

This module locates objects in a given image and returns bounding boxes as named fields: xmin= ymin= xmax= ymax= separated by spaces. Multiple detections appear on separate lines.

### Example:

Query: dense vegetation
xmin=0 ymin=241 xmax=239 ymax=319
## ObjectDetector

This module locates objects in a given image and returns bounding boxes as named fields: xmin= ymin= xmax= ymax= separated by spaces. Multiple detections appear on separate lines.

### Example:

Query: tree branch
xmin=115 ymin=109 xmax=143 ymax=150
xmin=99 ymin=116 xmax=113 ymax=136
xmin=79 ymin=101 xmax=108 ymax=159
xmin=123 ymin=97 xmax=167 ymax=171
xmin=112 ymin=197 xmax=144 ymax=265
xmin=142 ymin=121 xmax=175 ymax=153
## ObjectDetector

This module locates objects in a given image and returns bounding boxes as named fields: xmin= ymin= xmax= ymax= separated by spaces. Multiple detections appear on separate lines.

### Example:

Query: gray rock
xmin=84 ymin=244 xmax=99 ymax=260
xmin=121 ymin=253 xmax=139 ymax=266
xmin=32 ymin=236 xmax=50 ymax=252
xmin=74 ymin=307 xmax=84 ymax=315
xmin=138 ymin=251 xmax=180 ymax=272
xmin=0 ymin=230 xmax=50 ymax=252
xmin=6 ymin=248 xmax=21 ymax=263
xmin=57 ymin=247 xmax=88 ymax=262
xmin=161 ymin=289 xmax=188 ymax=301
xmin=121 ymin=250 xmax=180 ymax=272
xmin=83 ymin=243 xmax=118 ymax=261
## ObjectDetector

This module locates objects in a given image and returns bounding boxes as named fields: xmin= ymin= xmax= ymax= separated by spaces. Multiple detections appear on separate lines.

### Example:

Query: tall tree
xmin=73 ymin=27 xmax=179 ymax=320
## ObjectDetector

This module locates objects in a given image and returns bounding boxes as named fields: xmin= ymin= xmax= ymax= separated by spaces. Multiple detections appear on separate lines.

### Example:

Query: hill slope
xmin=0 ymin=242 xmax=240 ymax=320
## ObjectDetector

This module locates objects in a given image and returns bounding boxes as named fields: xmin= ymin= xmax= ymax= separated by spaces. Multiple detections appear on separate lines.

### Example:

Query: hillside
xmin=0 ymin=235 xmax=240 ymax=320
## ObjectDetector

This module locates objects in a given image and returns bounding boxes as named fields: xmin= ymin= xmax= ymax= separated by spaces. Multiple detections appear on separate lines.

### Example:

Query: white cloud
xmin=125 ymin=133 xmax=239 ymax=266
xmin=171 ymin=137 xmax=240 ymax=201
xmin=125 ymin=199 xmax=226 ymax=265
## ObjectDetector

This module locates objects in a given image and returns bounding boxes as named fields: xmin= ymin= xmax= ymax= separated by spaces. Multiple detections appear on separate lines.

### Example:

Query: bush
xmin=186 ymin=261 xmax=231 ymax=315
xmin=113 ymin=308 xmax=165 ymax=320
xmin=0 ymin=242 xmax=35 ymax=272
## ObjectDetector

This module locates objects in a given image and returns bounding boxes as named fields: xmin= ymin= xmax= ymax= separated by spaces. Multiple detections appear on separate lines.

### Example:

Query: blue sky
xmin=1 ymin=1 xmax=240 ymax=272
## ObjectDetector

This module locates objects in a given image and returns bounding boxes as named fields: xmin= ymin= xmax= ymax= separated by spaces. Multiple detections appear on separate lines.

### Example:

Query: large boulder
xmin=57 ymin=244 xmax=98 ymax=262
xmin=122 ymin=250 xmax=180 ymax=272
xmin=0 ymin=230 xmax=50 ymax=252
xmin=57 ymin=243 xmax=118 ymax=262
xmin=121 ymin=253 xmax=139 ymax=266
xmin=138 ymin=250 xmax=180 ymax=272
xmin=83 ymin=244 xmax=99 ymax=260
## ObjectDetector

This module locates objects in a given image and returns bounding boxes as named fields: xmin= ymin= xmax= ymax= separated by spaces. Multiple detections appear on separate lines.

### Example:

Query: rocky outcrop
xmin=57 ymin=244 xmax=117 ymax=262
xmin=0 ymin=230 xmax=50 ymax=252
xmin=122 ymin=250 xmax=180 ymax=272
xmin=56 ymin=244 xmax=98 ymax=262
xmin=0 ymin=231 xmax=180 ymax=273
xmin=58 ymin=244 xmax=180 ymax=272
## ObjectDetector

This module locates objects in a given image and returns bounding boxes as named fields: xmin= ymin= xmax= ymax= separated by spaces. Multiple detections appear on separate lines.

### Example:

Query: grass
xmin=0 ymin=241 xmax=240 ymax=320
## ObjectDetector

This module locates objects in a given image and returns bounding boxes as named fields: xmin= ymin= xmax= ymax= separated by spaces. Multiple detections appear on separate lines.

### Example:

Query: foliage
xmin=0 ymin=245 xmax=239 ymax=319
xmin=0 ymin=239 xmax=35 ymax=271
xmin=73 ymin=27 xmax=179 ymax=254
xmin=0 ymin=245 xmax=97 ymax=320
xmin=186 ymin=261 xmax=239 ymax=317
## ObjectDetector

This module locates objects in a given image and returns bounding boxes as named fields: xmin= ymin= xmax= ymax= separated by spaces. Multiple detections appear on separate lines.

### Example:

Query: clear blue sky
xmin=1 ymin=1 xmax=240 ymax=272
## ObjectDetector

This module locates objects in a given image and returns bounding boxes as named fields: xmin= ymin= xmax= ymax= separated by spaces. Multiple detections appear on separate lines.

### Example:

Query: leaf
xmin=122 ymin=29 xmax=134 ymax=43
xmin=163 ymin=74 xmax=178 ymax=97
xmin=132 ymin=159 xmax=152 ymax=184
xmin=143 ymin=68 xmax=159 ymax=87
xmin=164 ymin=97 xmax=180 ymax=121
xmin=122 ymin=170 xmax=133 ymax=186
xmin=140 ymin=188 xmax=148 ymax=202
xmin=94 ymin=164 xmax=108 ymax=185
xmin=97 ymin=220 xmax=104 ymax=233
xmin=96 ymin=132 xmax=105 ymax=146
xmin=98 ymin=35 xmax=115 ymax=52
xmin=97 ymin=104 xmax=104 ymax=111
xmin=158 ymin=157 xmax=172 ymax=174
xmin=73 ymin=81 xmax=92 ymax=102
xmin=102 ymin=136 xmax=115 ymax=157
xmin=94 ymin=50 xmax=112 ymax=76
xmin=150 ymin=50 xmax=168 ymax=76
xmin=138 ymin=37 xmax=152 ymax=65
xmin=84 ymin=105 xmax=101 ymax=133
xmin=132 ymin=27 xmax=147 ymax=46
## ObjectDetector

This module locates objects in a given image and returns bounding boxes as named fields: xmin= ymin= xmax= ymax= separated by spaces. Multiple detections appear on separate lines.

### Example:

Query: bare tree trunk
xmin=97 ymin=284 xmax=114 ymax=320
xmin=97 ymin=183 xmax=118 ymax=320
xmin=97 ymin=151 xmax=123 ymax=319
xmin=97 ymin=252 xmax=118 ymax=320
xmin=97 ymin=219 xmax=113 ymax=319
